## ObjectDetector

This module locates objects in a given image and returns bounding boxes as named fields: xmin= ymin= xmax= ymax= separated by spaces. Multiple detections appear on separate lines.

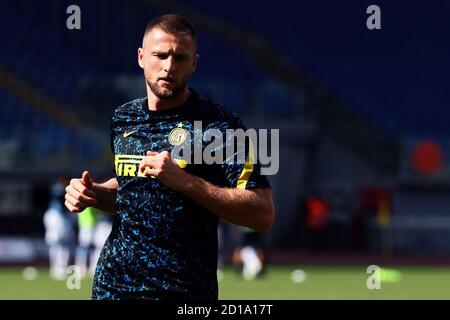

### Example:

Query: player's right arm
xmin=65 ymin=171 xmax=118 ymax=215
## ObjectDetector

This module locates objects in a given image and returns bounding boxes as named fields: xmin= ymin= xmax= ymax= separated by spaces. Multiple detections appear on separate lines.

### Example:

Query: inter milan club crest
xmin=168 ymin=123 xmax=188 ymax=146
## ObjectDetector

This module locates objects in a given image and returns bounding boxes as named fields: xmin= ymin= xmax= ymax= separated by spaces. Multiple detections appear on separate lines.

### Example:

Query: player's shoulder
xmin=195 ymin=92 xmax=244 ymax=129
xmin=113 ymin=97 xmax=146 ymax=118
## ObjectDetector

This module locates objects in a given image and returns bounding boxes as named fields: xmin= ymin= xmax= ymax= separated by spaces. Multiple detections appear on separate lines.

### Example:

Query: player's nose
xmin=163 ymin=56 xmax=176 ymax=73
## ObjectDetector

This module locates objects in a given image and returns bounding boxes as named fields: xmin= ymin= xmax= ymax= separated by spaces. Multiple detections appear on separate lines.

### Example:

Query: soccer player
xmin=64 ymin=14 xmax=275 ymax=300
xmin=44 ymin=177 xmax=74 ymax=280
xmin=75 ymin=206 xmax=97 ymax=278
xmin=232 ymin=226 xmax=267 ymax=281
xmin=75 ymin=207 xmax=113 ymax=278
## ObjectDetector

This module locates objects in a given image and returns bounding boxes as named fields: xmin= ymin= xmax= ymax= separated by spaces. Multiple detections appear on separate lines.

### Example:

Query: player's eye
xmin=154 ymin=53 xmax=168 ymax=59
xmin=175 ymin=54 xmax=188 ymax=61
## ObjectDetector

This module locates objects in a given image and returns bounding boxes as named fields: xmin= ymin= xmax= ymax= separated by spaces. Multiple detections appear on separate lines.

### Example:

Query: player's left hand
xmin=139 ymin=151 xmax=189 ymax=191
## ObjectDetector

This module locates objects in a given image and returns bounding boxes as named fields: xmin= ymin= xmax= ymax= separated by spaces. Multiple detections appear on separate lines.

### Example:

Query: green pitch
xmin=0 ymin=266 xmax=449 ymax=299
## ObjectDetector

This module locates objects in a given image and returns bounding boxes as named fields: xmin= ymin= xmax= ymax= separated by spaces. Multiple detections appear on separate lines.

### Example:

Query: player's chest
xmin=114 ymin=120 xmax=194 ymax=155
xmin=113 ymin=120 xmax=201 ymax=178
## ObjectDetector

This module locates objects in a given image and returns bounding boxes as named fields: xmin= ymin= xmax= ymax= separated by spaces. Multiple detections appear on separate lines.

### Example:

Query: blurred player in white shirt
xmin=75 ymin=207 xmax=112 ymax=278
xmin=43 ymin=178 xmax=74 ymax=280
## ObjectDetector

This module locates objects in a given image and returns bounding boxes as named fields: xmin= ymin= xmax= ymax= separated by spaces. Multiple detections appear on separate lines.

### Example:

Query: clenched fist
xmin=139 ymin=151 xmax=190 ymax=192
xmin=65 ymin=171 xmax=98 ymax=213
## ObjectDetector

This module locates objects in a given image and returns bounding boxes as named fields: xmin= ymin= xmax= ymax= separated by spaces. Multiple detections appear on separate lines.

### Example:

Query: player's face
xmin=138 ymin=28 xmax=198 ymax=99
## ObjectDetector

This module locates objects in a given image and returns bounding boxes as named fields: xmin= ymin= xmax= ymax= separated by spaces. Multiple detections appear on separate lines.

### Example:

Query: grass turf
xmin=0 ymin=266 xmax=449 ymax=300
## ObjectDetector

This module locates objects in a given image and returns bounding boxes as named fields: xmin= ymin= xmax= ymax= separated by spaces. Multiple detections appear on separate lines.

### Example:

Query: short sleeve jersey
xmin=92 ymin=90 xmax=270 ymax=300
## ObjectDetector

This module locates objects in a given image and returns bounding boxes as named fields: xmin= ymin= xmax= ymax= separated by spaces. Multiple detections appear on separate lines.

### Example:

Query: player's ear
xmin=192 ymin=53 xmax=199 ymax=73
xmin=138 ymin=48 xmax=144 ymax=69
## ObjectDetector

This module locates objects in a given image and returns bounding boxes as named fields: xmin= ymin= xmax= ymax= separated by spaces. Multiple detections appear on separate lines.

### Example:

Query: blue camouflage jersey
xmin=92 ymin=89 xmax=270 ymax=300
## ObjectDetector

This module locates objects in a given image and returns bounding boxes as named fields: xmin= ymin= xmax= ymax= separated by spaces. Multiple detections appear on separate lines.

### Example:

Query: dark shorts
xmin=240 ymin=231 xmax=265 ymax=249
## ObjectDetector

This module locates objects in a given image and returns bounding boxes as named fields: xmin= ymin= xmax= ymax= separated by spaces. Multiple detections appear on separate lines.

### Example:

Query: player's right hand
xmin=64 ymin=171 xmax=97 ymax=213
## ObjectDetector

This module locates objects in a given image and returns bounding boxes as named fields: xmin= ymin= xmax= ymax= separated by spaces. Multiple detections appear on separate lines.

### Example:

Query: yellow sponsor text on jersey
xmin=115 ymin=155 xmax=187 ymax=178
xmin=115 ymin=155 xmax=146 ymax=177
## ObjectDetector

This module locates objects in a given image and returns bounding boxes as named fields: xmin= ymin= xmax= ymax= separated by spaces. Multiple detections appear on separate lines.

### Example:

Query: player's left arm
xmin=182 ymin=178 xmax=274 ymax=233
xmin=139 ymin=151 xmax=275 ymax=233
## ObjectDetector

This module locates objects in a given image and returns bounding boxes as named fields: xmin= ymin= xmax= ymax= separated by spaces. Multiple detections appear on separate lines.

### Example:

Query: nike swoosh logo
xmin=123 ymin=130 xmax=137 ymax=138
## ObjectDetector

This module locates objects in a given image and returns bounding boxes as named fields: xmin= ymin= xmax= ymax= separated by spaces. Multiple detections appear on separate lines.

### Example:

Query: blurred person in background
xmin=75 ymin=207 xmax=113 ymax=278
xmin=232 ymin=226 xmax=267 ymax=280
xmin=43 ymin=177 xmax=75 ymax=280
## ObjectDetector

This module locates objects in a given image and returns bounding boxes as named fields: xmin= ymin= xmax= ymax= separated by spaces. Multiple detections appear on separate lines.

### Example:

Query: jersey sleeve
xmin=219 ymin=113 xmax=271 ymax=190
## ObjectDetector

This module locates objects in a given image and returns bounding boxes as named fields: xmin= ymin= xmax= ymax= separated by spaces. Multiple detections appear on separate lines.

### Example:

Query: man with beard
xmin=64 ymin=14 xmax=274 ymax=300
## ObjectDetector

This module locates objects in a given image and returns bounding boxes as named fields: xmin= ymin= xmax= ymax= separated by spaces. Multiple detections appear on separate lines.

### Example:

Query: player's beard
xmin=147 ymin=78 xmax=185 ymax=100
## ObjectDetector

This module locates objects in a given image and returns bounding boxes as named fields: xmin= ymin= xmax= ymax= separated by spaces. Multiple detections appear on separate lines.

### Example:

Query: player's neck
xmin=146 ymin=87 xmax=191 ymax=112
